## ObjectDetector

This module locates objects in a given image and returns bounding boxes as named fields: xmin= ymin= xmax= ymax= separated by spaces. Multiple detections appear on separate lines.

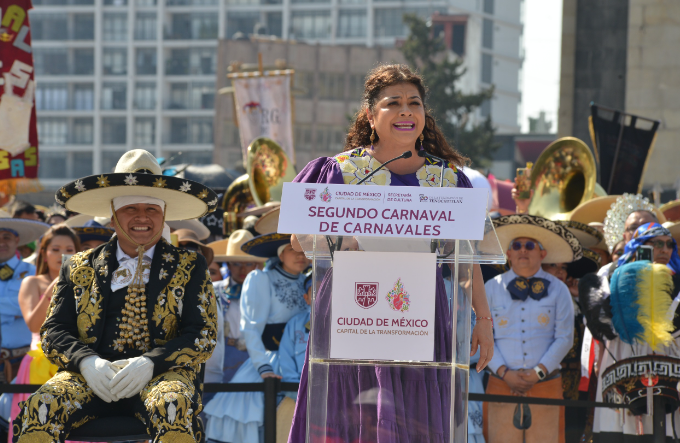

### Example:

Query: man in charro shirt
xmin=13 ymin=150 xmax=219 ymax=443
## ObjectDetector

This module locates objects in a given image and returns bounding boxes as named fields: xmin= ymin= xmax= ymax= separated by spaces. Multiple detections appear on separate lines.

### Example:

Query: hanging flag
xmin=231 ymin=72 xmax=294 ymax=163
xmin=0 ymin=0 xmax=39 ymax=187
xmin=589 ymin=104 xmax=659 ymax=195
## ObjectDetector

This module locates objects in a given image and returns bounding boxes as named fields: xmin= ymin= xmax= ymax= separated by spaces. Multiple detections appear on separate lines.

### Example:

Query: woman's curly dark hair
xmin=344 ymin=64 xmax=469 ymax=167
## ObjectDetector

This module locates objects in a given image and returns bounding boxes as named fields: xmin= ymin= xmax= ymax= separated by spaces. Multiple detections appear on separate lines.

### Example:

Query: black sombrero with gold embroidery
xmin=55 ymin=150 xmax=218 ymax=221
xmin=567 ymin=248 xmax=602 ymax=279
xmin=557 ymin=220 xmax=604 ymax=249
xmin=73 ymin=220 xmax=115 ymax=244
xmin=241 ymin=232 xmax=291 ymax=258
xmin=493 ymin=214 xmax=583 ymax=264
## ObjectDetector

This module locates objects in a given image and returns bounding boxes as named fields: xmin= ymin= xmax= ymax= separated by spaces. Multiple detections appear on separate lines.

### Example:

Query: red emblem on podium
xmin=355 ymin=282 xmax=378 ymax=309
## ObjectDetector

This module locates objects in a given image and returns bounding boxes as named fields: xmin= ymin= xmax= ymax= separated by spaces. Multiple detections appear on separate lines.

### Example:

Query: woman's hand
xmin=261 ymin=372 xmax=282 ymax=380
xmin=511 ymin=187 xmax=533 ymax=214
xmin=471 ymin=318 xmax=494 ymax=372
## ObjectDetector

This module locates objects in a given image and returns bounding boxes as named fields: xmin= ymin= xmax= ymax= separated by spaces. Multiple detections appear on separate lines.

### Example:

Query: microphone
xmin=417 ymin=149 xmax=446 ymax=163
xmin=357 ymin=151 xmax=413 ymax=184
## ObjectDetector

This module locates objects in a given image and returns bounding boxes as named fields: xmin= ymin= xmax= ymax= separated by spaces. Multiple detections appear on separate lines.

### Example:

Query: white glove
xmin=79 ymin=356 xmax=117 ymax=403
xmin=0 ymin=73 xmax=34 ymax=156
xmin=109 ymin=356 xmax=154 ymax=400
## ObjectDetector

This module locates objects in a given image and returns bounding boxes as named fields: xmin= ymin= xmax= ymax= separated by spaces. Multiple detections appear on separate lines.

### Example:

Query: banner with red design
xmin=0 ymin=0 xmax=39 ymax=182
xmin=231 ymin=73 xmax=294 ymax=163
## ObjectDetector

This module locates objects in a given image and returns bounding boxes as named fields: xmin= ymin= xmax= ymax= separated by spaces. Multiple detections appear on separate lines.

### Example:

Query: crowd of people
xmin=0 ymin=62 xmax=673 ymax=443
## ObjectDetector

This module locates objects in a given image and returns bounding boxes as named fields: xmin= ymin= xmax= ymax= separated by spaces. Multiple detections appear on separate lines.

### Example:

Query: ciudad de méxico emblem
xmin=305 ymin=188 xmax=316 ymax=201
xmin=355 ymin=282 xmax=379 ymax=309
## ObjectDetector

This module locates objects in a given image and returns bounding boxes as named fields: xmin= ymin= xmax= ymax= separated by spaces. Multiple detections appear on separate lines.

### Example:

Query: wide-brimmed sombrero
xmin=241 ymin=232 xmax=291 ymax=258
xmin=239 ymin=201 xmax=281 ymax=218
xmin=567 ymin=248 xmax=601 ymax=279
xmin=557 ymin=220 xmax=603 ymax=248
xmin=55 ymin=149 xmax=218 ymax=221
xmin=0 ymin=209 xmax=50 ymax=245
xmin=493 ymin=214 xmax=582 ymax=264
xmin=660 ymin=200 xmax=680 ymax=222
xmin=210 ymin=229 xmax=266 ymax=263
xmin=167 ymin=219 xmax=211 ymax=241
xmin=73 ymin=219 xmax=115 ymax=244
xmin=255 ymin=207 xmax=280 ymax=235
xmin=569 ymin=196 xmax=619 ymax=224
xmin=663 ymin=221 xmax=680 ymax=243
xmin=174 ymin=228 xmax=214 ymax=265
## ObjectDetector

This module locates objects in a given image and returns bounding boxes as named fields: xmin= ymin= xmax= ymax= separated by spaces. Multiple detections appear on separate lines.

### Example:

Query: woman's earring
xmin=370 ymin=128 xmax=375 ymax=150
xmin=419 ymin=133 xmax=424 ymax=149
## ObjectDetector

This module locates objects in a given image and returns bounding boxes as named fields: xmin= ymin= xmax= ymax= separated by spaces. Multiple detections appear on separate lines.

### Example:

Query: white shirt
xmin=111 ymin=244 xmax=156 ymax=292
xmin=485 ymin=268 xmax=575 ymax=374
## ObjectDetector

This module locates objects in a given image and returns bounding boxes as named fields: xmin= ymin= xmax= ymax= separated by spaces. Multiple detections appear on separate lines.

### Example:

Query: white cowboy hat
xmin=493 ymin=214 xmax=582 ymax=264
xmin=56 ymin=149 xmax=218 ymax=221
xmin=254 ymin=207 xmax=280 ymax=235
xmin=0 ymin=209 xmax=50 ymax=245
xmin=167 ymin=219 xmax=211 ymax=241
xmin=209 ymin=229 xmax=266 ymax=263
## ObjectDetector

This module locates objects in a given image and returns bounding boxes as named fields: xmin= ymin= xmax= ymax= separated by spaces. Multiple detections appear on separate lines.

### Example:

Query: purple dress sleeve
xmin=293 ymin=157 xmax=345 ymax=185
xmin=456 ymin=168 xmax=473 ymax=188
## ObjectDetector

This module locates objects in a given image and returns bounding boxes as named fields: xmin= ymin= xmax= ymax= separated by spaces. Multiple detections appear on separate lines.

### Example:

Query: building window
xmin=264 ymin=12 xmax=282 ymax=37
xmin=338 ymin=10 xmax=366 ymax=38
xmin=167 ymin=0 xmax=217 ymax=4
xmin=169 ymin=117 xmax=213 ymax=144
xmin=38 ymin=152 xmax=68 ymax=179
xmin=374 ymin=8 xmax=419 ymax=38
xmin=103 ymin=13 xmax=128 ymax=41
xmin=452 ymin=24 xmax=466 ymax=56
xmin=103 ymin=0 xmax=128 ymax=5
xmin=483 ymin=19 xmax=493 ymax=49
xmin=73 ymin=14 xmax=94 ymax=40
xmin=38 ymin=119 xmax=68 ymax=145
xmin=136 ymin=0 xmax=156 ymax=5
xmin=101 ymin=83 xmax=127 ymax=110
xmin=294 ymin=72 xmax=314 ymax=98
xmin=103 ymin=48 xmax=127 ymax=75
xmin=135 ymin=13 xmax=157 ymax=40
xmin=136 ymin=48 xmax=157 ymax=75
xmin=166 ymin=13 xmax=218 ymax=40
xmin=226 ymin=11 xmax=259 ymax=38
xmin=481 ymin=53 xmax=492 ymax=84
xmin=102 ymin=151 xmax=125 ymax=173
xmin=36 ymin=83 xmax=68 ymax=110
xmin=318 ymin=73 xmax=345 ymax=100
xmin=30 ymin=14 xmax=67 ymax=40
xmin=135 ymin=82 xmax=156 ymax=109
xmin=102 ymin=118 xmax=126 ymax=144
xmin=73 ymin=152 xmax=93 ymax=176
xmin=484 ymin=0 xmax=494 ymax=15
xmin=73 ymin=84 xmax=94 ymax=110
xmin=480 ymin=99 xmax=491 ymax=118
xmin=189 ymin=49 xmax=216 ymax=75
xmin=348 ymin=74 xmax=364 ymax=101
xmin=162 ymin=150 xmax=213 ymax=165
xmin=74 ymin=49 xmax=94 ymax=75
xmin=134 ymin=118 xmax=155 ymax=145
xmin=290 ymin=11 xmax=331 ymax=39
xmin=225 ymin=0 xmax=281 ymax=4
xmin=72 ymin=118 xmax=93 ymax=144
xmin=34 ymin=49 xmax=68 ymax=75
xmin=291 ymin=0 xmax=329 ymax=3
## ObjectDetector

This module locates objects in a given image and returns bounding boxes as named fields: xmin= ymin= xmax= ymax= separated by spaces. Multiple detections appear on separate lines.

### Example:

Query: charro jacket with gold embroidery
xmin=40 ymin=237 xmax=218 ymax=377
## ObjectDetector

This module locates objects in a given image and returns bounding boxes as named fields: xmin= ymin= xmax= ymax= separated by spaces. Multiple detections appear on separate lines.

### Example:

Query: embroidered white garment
xmin=111 ymin=244 xmax=156 ymax=292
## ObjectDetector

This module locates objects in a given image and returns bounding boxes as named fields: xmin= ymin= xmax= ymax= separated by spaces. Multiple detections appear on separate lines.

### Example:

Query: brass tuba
xmin=528 ymin=137 xmax=606 ymax=220
xmin=222 ymin=138 xmax=295 ymax=236
xmin=247 ymin=137 xmax=297 ymax=206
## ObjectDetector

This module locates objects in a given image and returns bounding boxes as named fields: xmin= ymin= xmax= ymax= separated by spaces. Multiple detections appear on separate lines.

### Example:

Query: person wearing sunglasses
xmin=483 ymin=215 xmax=581 ymax=443
xmin=616 ymin=222 xmax=680 ymax=272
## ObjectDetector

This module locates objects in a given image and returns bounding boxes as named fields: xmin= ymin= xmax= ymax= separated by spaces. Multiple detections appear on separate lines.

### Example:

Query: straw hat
xmin=167 ymin=219 xmax=211 ymax=241
xmin=56 ymin=149 xmax=218 ymax=221
xmin=254 ymin=207 xmax=280 ymax=235
xmin=209 ymin=230 xmax=266 ymax=263
xmin=0 ymin=209 xmax=50 ymax=245
xmin=569 ymin=196 xmax=619 ymax=224
xmin=174 ymin=228 xmax=214 ymax=265
xmin=557 ymin=220 xmax=603 ymax=248
xmin=663 ymin=222 xmax=680 ymax=244
xmin=239 ymin=201 xmax=281 ymax=218
xmin=567 ymin=248 xmax=602 ymax=279
xmin=241 ymin=232 xmax=292 ymax=258
xmin=493 ymin=214 xmax=582 ymax=264
xmin=660 ymin=200 xmax=680 ymax=222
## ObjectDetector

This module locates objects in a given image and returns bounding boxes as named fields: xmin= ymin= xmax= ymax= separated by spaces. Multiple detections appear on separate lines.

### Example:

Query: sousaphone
xmin=247 ymin=137 xmax=297 ymax=206
xmin=528 ymin=137 xmax=606 ymax=220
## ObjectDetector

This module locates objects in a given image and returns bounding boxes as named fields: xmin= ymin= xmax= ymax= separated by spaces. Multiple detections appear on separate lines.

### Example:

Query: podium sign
xmin=278 ymin=182 xmax=488 ymax=239
xmin=330 ymin=251 xmax=436 ymax=361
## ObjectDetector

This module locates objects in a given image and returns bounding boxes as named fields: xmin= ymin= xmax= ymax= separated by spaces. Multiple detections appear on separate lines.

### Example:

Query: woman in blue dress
xmin=204 ymin=231 xmax=310 ymax=443
xmin=288 ymin=64 xmax=495 ymax=443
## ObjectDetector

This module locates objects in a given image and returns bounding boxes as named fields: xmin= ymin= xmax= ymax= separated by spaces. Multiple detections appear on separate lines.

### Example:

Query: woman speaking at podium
xmin=288 ymin=64 xmax=494 ymax=442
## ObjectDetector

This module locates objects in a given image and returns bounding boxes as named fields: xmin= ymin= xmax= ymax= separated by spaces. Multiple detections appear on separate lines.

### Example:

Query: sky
xmin=520 ymin=0 xmax=564 ymax=133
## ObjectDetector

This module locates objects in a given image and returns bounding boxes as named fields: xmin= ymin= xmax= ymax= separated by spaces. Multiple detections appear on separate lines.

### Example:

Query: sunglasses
xmin=648 ymin=240 xmax=675 ymax=250
xmin=511 ymin=240 xmax=543 ymax=251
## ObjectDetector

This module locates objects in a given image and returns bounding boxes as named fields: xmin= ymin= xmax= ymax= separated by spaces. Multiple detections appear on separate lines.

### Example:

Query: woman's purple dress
xmin=288 ymin=148 xmax=472 ymax=443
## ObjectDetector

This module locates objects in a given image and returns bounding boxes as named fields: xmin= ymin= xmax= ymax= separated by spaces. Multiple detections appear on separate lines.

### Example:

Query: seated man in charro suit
xmin=13 ymin=150 xmax=219 ymax=443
